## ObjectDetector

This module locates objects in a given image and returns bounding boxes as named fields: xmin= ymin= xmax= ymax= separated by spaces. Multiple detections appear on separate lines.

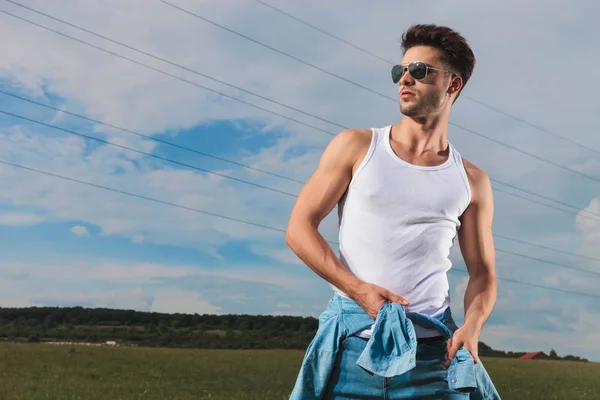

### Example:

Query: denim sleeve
xmin=289 ymin=313 xmax=344 ymax=400
xmin=447 ymin=348 xmax=476 ymax=393
xmin=447 ymin=348 xmax=502 ymax=399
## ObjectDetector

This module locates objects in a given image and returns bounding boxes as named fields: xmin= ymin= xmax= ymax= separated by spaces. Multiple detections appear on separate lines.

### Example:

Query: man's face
xmin=397 ymin=46 xmax=455 ymax=118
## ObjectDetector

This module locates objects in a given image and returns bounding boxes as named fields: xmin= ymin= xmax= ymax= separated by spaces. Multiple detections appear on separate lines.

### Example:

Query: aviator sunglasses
xmin=391 ymin=62 xmax=453 ymax=83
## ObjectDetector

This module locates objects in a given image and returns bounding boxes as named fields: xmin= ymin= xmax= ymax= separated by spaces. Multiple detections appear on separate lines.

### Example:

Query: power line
xmin=0 ymin=9 xmax=336 ymax=138
xmin=0 ymin=109 xmax=298 ymax=198
xmin=0 ymin=159 xmax=288 ymax=233
xmin=0 ymin=89 xmax=305 ymax=184
xmin=4 ymin=87 xmax=600 ymax=225
xmin=495 ymin=235 xmax=600 ymax=264
xmin=3 ymin=6 xmax=599 ymax=263
xmin=3 ymin=0 xmax=346 ymax=132
xmin=1 ymin=157 xmax=600 ymax=300
xmin=492 ymin=179 xmax=600 ymax=217
xmin=159 ymin=0 xmax=600 ymax=187
xmin=252 ymin=0 xmax=600 ymax=157
xmin=5 ymin=96 xmax=600 ymax=270
xmin=157 ymin=0 xmax=397 ymax=103
xmin=8 ymin=111 xmax=600 ymax=274
xmin=4 ymin=5 xmax=600 ymax=221
xmin=449 ymin=268 xmax=600 ymax=300
xmin=13 ymin=106 xmax=598 ymax=239
xmin=253 ymin=0 xmax=391 ymax=64
xmin=495 ymin=248 xmax=600 ymax=277
xmin=492 ymin=185 xmax=600 ymax=221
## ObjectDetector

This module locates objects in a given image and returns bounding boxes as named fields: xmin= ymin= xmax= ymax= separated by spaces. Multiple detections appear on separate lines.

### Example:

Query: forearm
xmin=463 ymin=269 xmax=497 ymax=332
xmin=286 ymin=221 xmax=362 ymax=296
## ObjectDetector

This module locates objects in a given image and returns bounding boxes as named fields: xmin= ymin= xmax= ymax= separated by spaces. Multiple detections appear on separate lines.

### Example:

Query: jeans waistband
xmin=330 ymin=292 xmax=458 ymax=339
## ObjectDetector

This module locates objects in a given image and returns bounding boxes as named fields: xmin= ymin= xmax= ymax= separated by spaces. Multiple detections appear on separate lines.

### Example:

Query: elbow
xmin=285 ymin=225 xmax=295 ymax=249
xmin=285 ymin=219 xmax=300 ymax=250
xmin=285 ymin=216 xmax=315 ymax=252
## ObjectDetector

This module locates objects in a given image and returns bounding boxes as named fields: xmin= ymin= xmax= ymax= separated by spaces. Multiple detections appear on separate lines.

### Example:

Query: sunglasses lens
xmin=409 ymin=62 xmax=427 ymax=80
xmin=391 ymin=65 xmax=402 ymax=84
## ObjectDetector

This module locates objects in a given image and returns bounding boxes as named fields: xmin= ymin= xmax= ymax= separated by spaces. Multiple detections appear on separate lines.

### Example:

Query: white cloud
xmin=70 ymin=225 xmax=89 ymax=236
xmin=0 ymin=212 xmax=44 ymax=226
xmin=150 ymin=290 xmax=221 ymax=315
xmin=132 ymin=234 xmax=144 ymax=243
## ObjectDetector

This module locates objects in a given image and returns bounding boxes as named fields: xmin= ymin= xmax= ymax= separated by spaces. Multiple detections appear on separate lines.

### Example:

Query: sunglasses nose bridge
xmin=393 ymin=65 xmax=413 ymax=85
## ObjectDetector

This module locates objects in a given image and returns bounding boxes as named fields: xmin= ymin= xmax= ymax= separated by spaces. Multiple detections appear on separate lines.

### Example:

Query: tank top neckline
xmin=382 ymin=125 xmax=455 ymax=171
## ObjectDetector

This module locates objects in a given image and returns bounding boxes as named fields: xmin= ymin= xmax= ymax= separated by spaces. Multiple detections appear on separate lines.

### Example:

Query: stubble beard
xmin=400 ymin=90 xmax=446 ymax=117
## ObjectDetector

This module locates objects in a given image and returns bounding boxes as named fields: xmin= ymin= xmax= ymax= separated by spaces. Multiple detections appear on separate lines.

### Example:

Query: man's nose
xmin=399 ymin=69 xmax=414 ymax=86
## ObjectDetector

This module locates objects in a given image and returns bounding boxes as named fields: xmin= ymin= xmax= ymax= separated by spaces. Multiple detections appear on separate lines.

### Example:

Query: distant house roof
xmin=519 ymin=351 xmax=546 ymax=359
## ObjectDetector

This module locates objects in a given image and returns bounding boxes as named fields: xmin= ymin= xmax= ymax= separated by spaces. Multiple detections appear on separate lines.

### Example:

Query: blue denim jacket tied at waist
xmin=290 ymin=292 xmax=500 ymax=399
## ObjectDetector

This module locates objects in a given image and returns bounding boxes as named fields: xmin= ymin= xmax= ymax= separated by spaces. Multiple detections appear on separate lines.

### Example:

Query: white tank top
xmin=333 ymin=125 xmax=471 ymax=338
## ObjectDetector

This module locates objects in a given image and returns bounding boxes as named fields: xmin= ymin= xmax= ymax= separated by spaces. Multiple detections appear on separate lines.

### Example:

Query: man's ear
xmin=448 ymin=76 xmax=462 ymax=95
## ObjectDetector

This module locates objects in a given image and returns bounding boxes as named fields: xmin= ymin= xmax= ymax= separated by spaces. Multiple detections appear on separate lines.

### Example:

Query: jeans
xmin=289 ymin=292 xmax=500 ymax=399
xmin=324 ymin=334 xmax=469 ymax=399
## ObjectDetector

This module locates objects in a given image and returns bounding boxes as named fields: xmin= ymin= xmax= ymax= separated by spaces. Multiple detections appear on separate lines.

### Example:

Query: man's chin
xmin=399 ymin=106 xmax=422 ymax=117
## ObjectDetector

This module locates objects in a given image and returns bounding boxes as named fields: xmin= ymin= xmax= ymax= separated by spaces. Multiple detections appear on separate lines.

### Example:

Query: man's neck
xmin=392 ymin=114 xmax=449 ymax=155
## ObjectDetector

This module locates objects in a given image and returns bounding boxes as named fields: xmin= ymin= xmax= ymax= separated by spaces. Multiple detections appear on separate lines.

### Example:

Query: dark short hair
xmin=401 ymin=24 xmax=475 ymax=98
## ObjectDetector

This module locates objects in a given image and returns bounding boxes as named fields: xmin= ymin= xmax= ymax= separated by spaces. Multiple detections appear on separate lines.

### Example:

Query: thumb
xmin=444 ymin=338 xmax=461 ymax=367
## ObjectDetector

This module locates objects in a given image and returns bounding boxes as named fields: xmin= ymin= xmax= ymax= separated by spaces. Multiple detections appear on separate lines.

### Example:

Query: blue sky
xmin=1 ymin=0 xmax=600 ymax=362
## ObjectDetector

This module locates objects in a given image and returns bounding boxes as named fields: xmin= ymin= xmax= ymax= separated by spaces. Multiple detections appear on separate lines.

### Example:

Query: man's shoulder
xmin=461 ymin=158 xmax=488 ymax=182
xmin=461 ymin=157 xmax=492 ymax=203
xmin=333 ymin=128 xmax=373 ymax=147
xmin=325 ymin=128 xmax=374 ymax=162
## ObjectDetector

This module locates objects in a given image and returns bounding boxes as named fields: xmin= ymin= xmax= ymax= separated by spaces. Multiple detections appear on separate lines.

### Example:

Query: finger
xmin=443 ymin=339 xmax=461 ymax=367
xmin=382 ymin=289 xmax=410 ymax=306
xmin=470 ymin=347 xmax=480 ymax=364
xmin=442 ymin=339 xmax=452 ymax=367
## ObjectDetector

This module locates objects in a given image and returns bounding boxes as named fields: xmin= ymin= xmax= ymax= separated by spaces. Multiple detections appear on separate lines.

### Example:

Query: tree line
xmin=0 ymin=306 xmax=588 ymax=361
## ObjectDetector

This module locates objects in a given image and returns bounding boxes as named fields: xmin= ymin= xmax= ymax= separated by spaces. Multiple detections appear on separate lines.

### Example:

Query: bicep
xmin=288 ymin=132 xmax=360 ymax=227
xmin=457 ymin=174 xmax=496 ymax=277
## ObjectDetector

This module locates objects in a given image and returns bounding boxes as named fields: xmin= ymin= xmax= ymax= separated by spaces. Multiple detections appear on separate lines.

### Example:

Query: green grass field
xmin=0 ymin=342 xmax=598 ymax=399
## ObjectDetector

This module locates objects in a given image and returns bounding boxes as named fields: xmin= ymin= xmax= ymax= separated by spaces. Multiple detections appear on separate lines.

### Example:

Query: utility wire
xmin=4 ymin=101 xmax=600 ymax=269
xmin=3 ymin=0 xmax=346 ymax=132
xmin=495 ymin=235 xmax=600 ymax=264
xmin=3 ymin=6 xmax=600 ymax=221
xmin=253 ymin=0 xmax=392 ymax=64
xmin=495 ymin=248 xmax=600 ymax=277
xmin=0 ymin=110 xmax=298 ymax=198
xmin=0 ymin=105 xmax=600 ymax=276
xmin=3 ymin=7 xmax=600 ymax=262
xmin=0 ymin=89 xmax=305 ymax=184
xmin=0 ymin=159 xmax=287 ymax=233
xmin=491 ymin=179 xmax=600 ymax=217
xmin=159 ymin=0 xmax=600 ymax=186
xmin=4 ymin=88 xmax=600 ymax=223
xmin=0 ymin=9 xmax=336 ymax=138
xmin=449 ymin=268 xmax=600 ymax=300
xmin=1 ymin=106 xmax=599 ymax=277
xmin=252 ymin=0 xmax=600 ymax=156
xmin=1 ymin=157 xmax=599 ymax=299
xmin=157 ymin=0 xmax=397 ymax=103
xmin=492 ymin=185 xmax=600 ymax=221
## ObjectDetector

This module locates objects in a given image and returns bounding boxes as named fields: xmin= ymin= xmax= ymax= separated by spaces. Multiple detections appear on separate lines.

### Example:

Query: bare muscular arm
xmin=459 ymin=160 xmax=497 ymax=333
xmin=286 ymin=129 xmax=409 ymax=319
xmin=445 ymin=159 xmax=497 ymax=366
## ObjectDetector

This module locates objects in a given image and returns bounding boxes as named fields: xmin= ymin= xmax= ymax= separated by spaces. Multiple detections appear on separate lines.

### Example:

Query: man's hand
xmin=443 ymin=322 xmax=480 ymax=368
xmin=349 ymin=282 xmax=410 ymax=320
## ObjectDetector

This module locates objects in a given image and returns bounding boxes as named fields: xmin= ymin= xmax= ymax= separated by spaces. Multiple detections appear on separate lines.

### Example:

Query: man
xmin=286 ymin=24 xmax=499 ymax=399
